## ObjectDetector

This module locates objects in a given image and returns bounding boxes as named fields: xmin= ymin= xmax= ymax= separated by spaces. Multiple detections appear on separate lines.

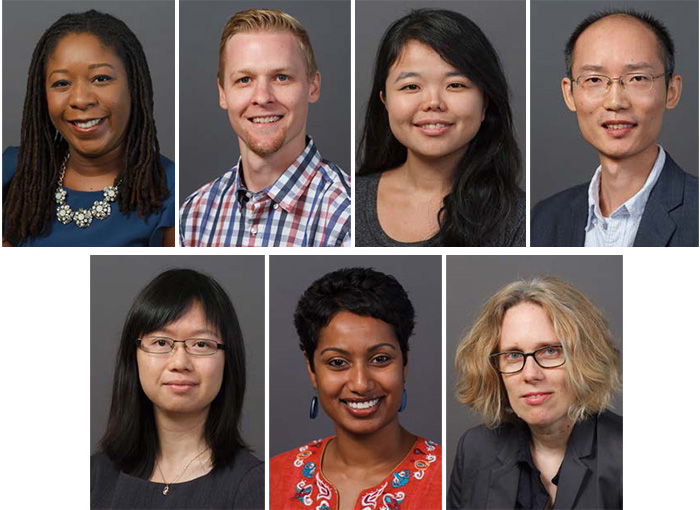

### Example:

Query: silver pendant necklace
xmin=54 ymin=153 xmax=119 ymax=228
xmin=156 ymin=447 xmax=209 ymax=496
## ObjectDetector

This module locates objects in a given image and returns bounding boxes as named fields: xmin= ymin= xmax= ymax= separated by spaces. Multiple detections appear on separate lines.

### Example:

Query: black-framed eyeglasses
xmin=489 ymin=345 xmax=566 ymax=374
xmin=137 ymin=337 xmax=225 ymax=356
xmin=572 ymin=72 xmax=669 ymax=96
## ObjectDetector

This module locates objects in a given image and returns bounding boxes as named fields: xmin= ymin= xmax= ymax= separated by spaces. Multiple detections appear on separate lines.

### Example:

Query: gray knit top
xmin=355 ymin=172 xmax=526 ymax=247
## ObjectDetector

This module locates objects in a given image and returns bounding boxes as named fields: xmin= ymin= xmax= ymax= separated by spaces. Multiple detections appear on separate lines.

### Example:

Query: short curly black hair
xmin=294 ymin=267 xmax=415 ymax=371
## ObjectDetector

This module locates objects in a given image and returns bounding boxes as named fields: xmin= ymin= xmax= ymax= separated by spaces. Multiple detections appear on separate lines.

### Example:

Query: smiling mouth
xmin=343 ymin=398 xmax=380 ymax=410
xmin=602 ymin=121 xmax=636 ymax=131
xmin=69 ymin=118 xmax=106 ymax=129
xmin=249 ymin=115 xmax=282 ymax=124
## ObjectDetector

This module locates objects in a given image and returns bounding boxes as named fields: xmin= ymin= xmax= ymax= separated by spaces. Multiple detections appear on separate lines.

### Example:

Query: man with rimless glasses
xmin=532 ymin=9 xmax=698 ymax=247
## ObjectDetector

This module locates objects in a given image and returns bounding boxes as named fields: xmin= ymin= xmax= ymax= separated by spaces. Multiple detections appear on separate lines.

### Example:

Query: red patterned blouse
xmin=269 ymin=436 xmax=442 ymax=510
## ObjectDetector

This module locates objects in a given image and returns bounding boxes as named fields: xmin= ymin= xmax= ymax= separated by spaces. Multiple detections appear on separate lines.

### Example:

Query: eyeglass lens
xmin=494 ymin=345 xmax=565 ymax=373
xmin=139 ymin=337 xmax=220 ymax=355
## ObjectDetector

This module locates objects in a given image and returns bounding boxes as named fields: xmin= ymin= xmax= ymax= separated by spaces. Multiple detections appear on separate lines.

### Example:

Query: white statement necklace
xmin=156 ymin=447 xmax=209 ymax=496
xmin=54 ymin=153 xmax=119 ymax=228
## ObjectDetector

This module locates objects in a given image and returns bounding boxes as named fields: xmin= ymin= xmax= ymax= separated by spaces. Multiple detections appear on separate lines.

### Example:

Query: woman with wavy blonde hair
xmin=449 ymin=276 xmax=622 ymax=510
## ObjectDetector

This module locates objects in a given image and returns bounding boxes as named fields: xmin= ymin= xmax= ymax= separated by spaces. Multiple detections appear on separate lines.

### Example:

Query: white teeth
xmin=346 ymin=399 xmax=379 ymax=409
xmin=251 ymin=116 xmax=281 ymax=124
xmin=74 ymin=119 xmax=102 ymax=129
xmin=606 ymin=124 xmax=632 ymax=130
xmin=420 ymin=123 xmax=448 ymax=129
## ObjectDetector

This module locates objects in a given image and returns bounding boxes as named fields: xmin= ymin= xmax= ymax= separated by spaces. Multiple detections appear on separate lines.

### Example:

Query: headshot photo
xmin=531 ymin=0 xmax=698 ymax=247
xmin=179 ymin=1 xmax=351 ymax=247
xmin=355 ymin=1 xmax=526 ymax=247
xmin=2 ymin=0 xmax=175 ymax=247
xmin=90 ymin=256 xmax=264 ymax=509
xmin=446 ymin=255 xmax=623 ymax=509
xmin=268 ymin=255 xmax=442 ymax=509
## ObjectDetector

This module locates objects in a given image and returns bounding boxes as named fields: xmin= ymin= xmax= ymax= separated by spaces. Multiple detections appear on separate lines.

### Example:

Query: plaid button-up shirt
xmin=180 ymin=139 xmax=351 ymax=247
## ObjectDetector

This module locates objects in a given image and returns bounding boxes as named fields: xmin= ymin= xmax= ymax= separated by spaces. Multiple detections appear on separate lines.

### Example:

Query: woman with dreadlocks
xmin=2 ymin=10 xmax=175 ymax=247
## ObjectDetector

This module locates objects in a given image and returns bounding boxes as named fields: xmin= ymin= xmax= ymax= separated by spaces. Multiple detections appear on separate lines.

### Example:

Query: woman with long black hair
xmin=357 ymin=9 xmax=524 ymax=247
xmin=2 ymin=10 xmax=174 ymax=247
xmin=91 ymin=269 xmax=263 ymax=509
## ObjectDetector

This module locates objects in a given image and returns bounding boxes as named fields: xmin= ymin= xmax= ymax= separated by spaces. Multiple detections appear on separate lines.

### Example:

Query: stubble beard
xmin=241 ymin=127 xmax=287 ymax=158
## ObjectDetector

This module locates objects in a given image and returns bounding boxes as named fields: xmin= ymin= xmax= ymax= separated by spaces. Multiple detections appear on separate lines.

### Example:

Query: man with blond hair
xmin=180 ymin=9 xmax=350 ymax=247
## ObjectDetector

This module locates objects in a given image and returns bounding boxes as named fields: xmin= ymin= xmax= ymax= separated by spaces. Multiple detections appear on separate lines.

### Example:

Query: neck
xmin=402 ymin=150 xmax=459 ymax=195
xmin=597 ymin=145 xmax=659 ymax=216
xmin=154 ymin=406 xmax=209 ymax=467
xmin=527 ymin=417 xmax=575 ymax=454
xmin=64 ymin=145 xmax=123 ymax=191
xmin=239 ymin=136 xmax=307 ymax=192
xmin=330 ymin=419 xmax=414 ymax=470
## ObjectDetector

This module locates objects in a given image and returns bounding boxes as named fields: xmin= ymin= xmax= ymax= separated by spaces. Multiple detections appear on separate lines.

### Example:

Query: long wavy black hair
xmin=99 ymin=269 xmax=248 ymax=478
xmin=358 ymin=9 xmax=521 ymax=246
xmin=3 ymin=10 xmax=167 ymax=245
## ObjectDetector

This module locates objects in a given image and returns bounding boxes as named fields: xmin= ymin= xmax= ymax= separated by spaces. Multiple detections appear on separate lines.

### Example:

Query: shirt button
xmin=250 ymin=226 xmax=257 ymax=236
xmin=273 ymin=204 xmax=279 ymax=210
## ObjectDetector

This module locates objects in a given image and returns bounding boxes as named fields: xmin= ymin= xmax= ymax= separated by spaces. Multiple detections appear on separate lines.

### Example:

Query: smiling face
xmin=45 ymin=32 xmax=131 ymax=159
xmin=136 ymin=301 xmax=225 ymax=416
xmin=382 ymin=40 xmax=486 ymax=163
xmin=498 ymin=302 xmax=574 ymax=430
xmin=218 ymin=30 xmax=320 ymax=161
xmin=306 ymin=310 xmax=406 ymax=436
xmin=561 ymin=15 xmax=681 ymax=164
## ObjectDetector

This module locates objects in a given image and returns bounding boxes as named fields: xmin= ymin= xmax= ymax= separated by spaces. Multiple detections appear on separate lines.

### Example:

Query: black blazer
xmin=448 ymin=411 xmax=622 ymax=509
xmin=531 ymin=154 xmax=698 ymax=247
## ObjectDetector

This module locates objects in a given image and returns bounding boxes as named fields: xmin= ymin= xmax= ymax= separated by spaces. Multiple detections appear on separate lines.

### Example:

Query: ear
xmin=480 ymin=95 xmax=489 ymax=122
xmin=305 ymin=357 xmax=317 ymax=390
xmin=218 ymin=78 xmax=228 ymax=110
xmin=561 ymin=76 xmax=577 ymax=112
xmin=665 ymin=74 xmax=682 ymax=110
xmin=308 ymin=71 xmax=321 ymax=104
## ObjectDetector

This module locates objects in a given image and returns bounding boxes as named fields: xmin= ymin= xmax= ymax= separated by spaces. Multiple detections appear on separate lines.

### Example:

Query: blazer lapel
xmin=634 ymin=154 xmax=684 ymax=246
xmin=553 ymin=417 xmax=596 ymax=509
xmin=568 ymin=190 xmax=588 ymax=247
xmin=486 ymin=424 xmax=521 ymax=509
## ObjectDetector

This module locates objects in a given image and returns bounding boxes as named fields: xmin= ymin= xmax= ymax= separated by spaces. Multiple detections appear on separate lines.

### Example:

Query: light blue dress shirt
xmin=584 ymin=146 xmax=665 ymax=247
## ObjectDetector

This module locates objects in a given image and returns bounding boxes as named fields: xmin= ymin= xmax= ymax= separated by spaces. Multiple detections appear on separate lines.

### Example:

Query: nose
xmin=166 ymin=342 xmax=194 ymax=372
xmin=520 ymin=355 xmax=545 ymax=383
xmin=348 ymin=364 xmax=374 ymax=394
xmin=602 ymin=79 xmax=630 ymax=111
xmin=251 ymin=79 xmax=274 ymax=105
xmin=421 ymin=86 xmax=446 ymax=112
xmin=69 ymin=79 xmax=97 ymax=110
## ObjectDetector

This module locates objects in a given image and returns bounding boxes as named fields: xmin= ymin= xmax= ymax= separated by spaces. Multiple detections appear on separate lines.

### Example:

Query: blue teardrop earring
xmin=398 ymin=387 xmax=407 ymax=413
xmin=309 ymin=393 xmax=319 ymax=419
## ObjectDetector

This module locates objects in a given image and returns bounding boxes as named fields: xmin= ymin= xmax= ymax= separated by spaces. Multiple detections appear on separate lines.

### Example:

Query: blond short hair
xmin=455 ymin=276 xmax=621 ymax=428
xmin=217 ymin=9 xmax=318 ymax=84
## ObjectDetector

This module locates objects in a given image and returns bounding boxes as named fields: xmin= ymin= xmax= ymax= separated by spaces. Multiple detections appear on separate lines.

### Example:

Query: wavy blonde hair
xmin=455 ymin=276 xmax=621 ymax=428
xmin=218 ymin=9 xmax=318 ymax=84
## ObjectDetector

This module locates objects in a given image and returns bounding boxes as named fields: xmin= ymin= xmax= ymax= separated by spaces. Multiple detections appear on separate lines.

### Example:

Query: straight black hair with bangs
xmin=99 ymin=268 xmax=247 ymax=478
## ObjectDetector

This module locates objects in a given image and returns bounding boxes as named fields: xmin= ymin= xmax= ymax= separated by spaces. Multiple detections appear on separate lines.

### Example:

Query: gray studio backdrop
xmin=269 ymin=255 xmax=442 ymax=457
xmin=2 ymin=0 xmax=175 ymax=160
xmin=90 ymin=255 xmax=265 ymax=458
xmin=355 ymin=0 xmax=526 ymax=187
xmin=531 ymin=0 xmax=698 ymax=206
xmin=445 ymin=255 xmax=623 ymax=478
xmin=179 ymin=0 xmax=351 ymax=203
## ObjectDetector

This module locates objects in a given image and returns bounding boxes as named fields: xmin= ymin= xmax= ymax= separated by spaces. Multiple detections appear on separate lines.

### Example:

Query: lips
xmin=164 ymin=380 xmax=197 ymax=393
xmin=249 ymin=115 xmax=283 ymax=124
xmin=522 ymin=392 xmax=552 ymax=405
xmin=340 ymin=397 xmax=383 ymax=416
xmin=67 ymin=117 xmax=107 ymax=134
xmin=601 ymin=120 xmax=636 ymax=137
xmin=413 ymin=119 xmax=454 ymax=136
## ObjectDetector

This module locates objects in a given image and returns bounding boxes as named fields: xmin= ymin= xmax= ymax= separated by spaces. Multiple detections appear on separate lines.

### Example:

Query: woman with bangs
xmin=91 ymin=269 xmax=263 ymax=509
xmin=449 ymin=276 xmax=622 ymax=510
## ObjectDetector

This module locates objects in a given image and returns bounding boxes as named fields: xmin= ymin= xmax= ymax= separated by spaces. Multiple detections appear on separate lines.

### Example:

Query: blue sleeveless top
xmin=2 ymin=146 xmax=175 ymax=247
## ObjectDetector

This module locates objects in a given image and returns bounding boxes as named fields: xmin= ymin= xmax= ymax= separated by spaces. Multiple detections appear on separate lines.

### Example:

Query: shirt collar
xmin=586 ymin=145 xmax=666 ymax=230
xmin=233 ymin=137 xmax=321 ymax=213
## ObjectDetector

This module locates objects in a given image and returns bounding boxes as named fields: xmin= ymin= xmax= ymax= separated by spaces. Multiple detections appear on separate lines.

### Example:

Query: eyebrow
xmin=393 ymin=70 xmax=465 ymax=83
xmin=319 ymin=342 xmax=398 ymax=356
xmin=497 ymin=341 xmax=560 ymax=352
xmin=149 ymin=328 xmax=221 ymax=339
xmin=577 ymin=62 xmax=656 ymax=74
xmin=48 ymin=63 xmax=115 ymax=78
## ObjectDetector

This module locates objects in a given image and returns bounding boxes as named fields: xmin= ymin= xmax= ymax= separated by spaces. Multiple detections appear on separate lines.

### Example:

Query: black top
xmin=90 ymin=450 xmax=264 ymax=509
xmin=355 ymin=171 xmax=526 ymax=247
xmin=515 ymin=428 xmax=561 ymax=509
xmin=448 ymin=410 xmax=622 ymax=509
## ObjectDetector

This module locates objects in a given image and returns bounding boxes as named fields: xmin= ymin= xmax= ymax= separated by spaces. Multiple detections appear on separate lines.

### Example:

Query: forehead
xmin=316 ymin=311 xmax=398 ymax=353
xmin=499 ymin=302 xmax=558 ymax=350
xmin=223 ymin=30 xmax=306 ymax=73
xmin=390 ymin=40 xmax=456 ymax=74
xmin=48 ymin=32 xmax=121 ymax=65
xmin=571 ymin=15 xmax=664 ymax=73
